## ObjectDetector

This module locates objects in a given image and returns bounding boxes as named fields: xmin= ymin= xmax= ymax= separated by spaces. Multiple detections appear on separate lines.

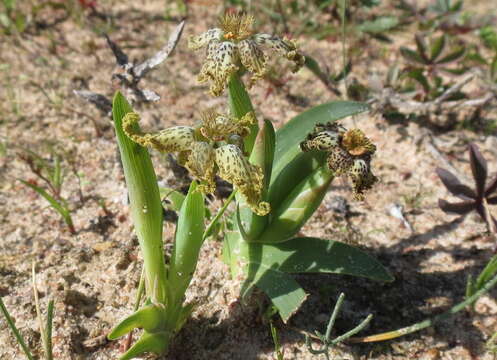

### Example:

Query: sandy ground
xmin=1 ymin=0 xmax=497 ymax=359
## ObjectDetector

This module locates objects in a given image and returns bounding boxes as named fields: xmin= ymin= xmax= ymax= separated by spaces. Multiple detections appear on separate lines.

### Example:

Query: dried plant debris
xmin=74 ymin=20 xmax=185 ymax=111
xmin=437 ymin=143 xmax=497 ymax=232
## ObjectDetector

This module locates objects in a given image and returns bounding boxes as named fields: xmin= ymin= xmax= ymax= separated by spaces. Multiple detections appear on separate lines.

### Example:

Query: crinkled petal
xmin=301 ymin=131 xmax=340 ymax=152
xmin=342 ymin=129 xmax=376 ymax=156
xmin=215 ymin=144 xmax=270 ymax=215
xmin=327 ymin=146 xmax=353 ymax=175
xmin=200 ymin=109 xmax=255 ymax=140
xmin=238 ymin=39 xmax=268 ymax=87
xmin=185 ymin=141 xmax=216 ymax=193
xmin=253 ymin=33 xmax=305 ymax=72
xmin=197 ymin=41 xmax=238 ymax=96
xmin=122 ymin=112 xmax=195 ymax=153
xmin=188 ymin=28 xmax=222 ymax=50
xmin=348 ymin=159 xmax=377 ymax=199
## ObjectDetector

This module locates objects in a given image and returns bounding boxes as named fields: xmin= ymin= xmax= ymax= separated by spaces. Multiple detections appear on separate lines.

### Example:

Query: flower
xmin=437 ymin=143 xmax=497 ymax=231
xmin=189 ymin=13 xmax=305 ymax=96
xmin=300 ymin=123 xmax=377 ymax=199
xmin=122 ymin=111 xmax=269 ymax=215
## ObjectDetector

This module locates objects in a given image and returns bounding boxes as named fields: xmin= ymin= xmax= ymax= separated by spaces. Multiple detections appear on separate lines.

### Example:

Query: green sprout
xmin=305 ymin=293 xmax=372 ymax=359
xmin=18 ymin=147 xmax=76 ymax=234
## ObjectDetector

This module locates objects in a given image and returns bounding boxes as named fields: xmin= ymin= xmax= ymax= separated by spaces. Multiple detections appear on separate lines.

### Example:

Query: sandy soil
xmin=1 ymin=1 xmax=496 ymax=359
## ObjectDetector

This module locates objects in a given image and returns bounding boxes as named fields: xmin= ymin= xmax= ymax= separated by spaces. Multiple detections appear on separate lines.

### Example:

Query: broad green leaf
xmin=405 ymin=68 xmax=430 ymax=92
xmin=400 ymin=47 xmax=427 ymax=65
xmin=359 ymin=16 xmax=399 ymax=34
xmin=414 ymin=34 xmax=429 ymax=63
xmin=169 ymin=181 xmax=205 ymax=304
xmin=227 ymin=233 xmax=307 ymax=323
xmin=259 ymin=166 xmax=333 ymax=243
xmin=430 ymin=34 xmax=446 ymax=62
xmin=269 ymin=151 xmax=327 ymax=214
xmin=267 ymin=237 xmax=393 ymax=282
xmin=159 ymin=186 xmax=185 ymax=211
xmin=436 ymin=46 xmax=465 ymax=64
xmin=272 ymin=101 xmax=368 ymax=182
xmin=243 ymin=262 xmax=308 ymax=323
xmin=19 ymin=179 xmax=73 ymax=231
xmin=112 ymin=92 xmax=167 ymax=303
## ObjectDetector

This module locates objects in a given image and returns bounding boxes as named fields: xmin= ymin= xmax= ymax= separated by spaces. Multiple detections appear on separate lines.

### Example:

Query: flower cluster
xmin=189 ymin=13 xmax=305 ymax=96
xmin=122 ymin=111 xmax=270 ymax=216
xmin=300 ymin=123 xmax=377 ymax=199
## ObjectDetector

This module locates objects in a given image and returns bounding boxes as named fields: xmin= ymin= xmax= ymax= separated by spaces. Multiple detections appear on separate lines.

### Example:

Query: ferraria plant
xmin=108 ymin=13 xmax=392 ymax=359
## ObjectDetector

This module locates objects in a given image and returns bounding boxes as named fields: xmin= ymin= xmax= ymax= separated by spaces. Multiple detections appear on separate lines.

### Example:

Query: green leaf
xmin=269 ymin=151 xmax=328 ymax=212
xmin=474 ymin=254 xmax=497 ymax=293
xmin=436 ymin=46 xmax=465 ymax=64
xmin=405 ymin=68 xmax=430 ymax=92
xmin=259 ymin=166 xmax=333 ymax=243
xmin=430 ymin=34 xmax=446 ymax=62
xmin=359 ymin=16 xmax=399 ymax=34
xmin=0 ymin=297 xmax=34 ymax=360
xmin=168 ymin=181 xmax=205 ymax=304
xmin=19 ymin=180 xmax=74 ymax=232
xmin=269 ymin=237 xmax=393 ymax=282
xmin=400 ymin=47 xmax=427 ymax=65
xmin=271 ymin=101 xmax=368 ymax=182
xmin=112 ymin=92 xmax=167 ymax=303
xmin=414 ymin=34 xmax=429 ymax=63
xmin=159 ymin=186 xmax=185 ymax=212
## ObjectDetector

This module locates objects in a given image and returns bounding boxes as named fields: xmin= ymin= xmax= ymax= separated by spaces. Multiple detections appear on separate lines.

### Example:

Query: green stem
xmin=349 ymin=272 xmax=497 ymax=343
xmin=228 ymin=73 xmax=258 ymax=154
xmin=203 ymin=190 xmax=237 ymax=241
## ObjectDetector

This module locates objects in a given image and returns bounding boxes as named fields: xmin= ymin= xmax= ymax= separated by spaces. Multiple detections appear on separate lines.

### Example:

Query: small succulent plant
xmin=437 ymin=143 xmax=497 ymax=231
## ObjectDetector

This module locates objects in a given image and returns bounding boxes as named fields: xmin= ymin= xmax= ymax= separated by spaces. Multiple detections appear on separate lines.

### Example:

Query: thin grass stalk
xmin=0 ymin=297 xmax=34 ymax=360
xmin=349 ymin=272 xmax=497 ymax=343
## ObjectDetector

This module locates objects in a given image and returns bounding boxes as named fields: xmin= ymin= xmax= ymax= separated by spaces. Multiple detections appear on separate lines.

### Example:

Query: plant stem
xmin=349 ymin=272 xmax=497 ymax=343
xmin=228 ymin=73 xmax=258 ymax=154
xmin=203 ymin=190 xmax=237 ymax=241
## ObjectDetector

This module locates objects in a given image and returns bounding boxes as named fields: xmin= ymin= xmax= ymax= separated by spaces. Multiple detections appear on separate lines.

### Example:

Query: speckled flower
xmin=300 ymin=123 xmax=377 ymax=199
xmin=122 ymin=111 xmax=269 ymax=215
xmin=189 ymin=13 xmax=305 ymax=96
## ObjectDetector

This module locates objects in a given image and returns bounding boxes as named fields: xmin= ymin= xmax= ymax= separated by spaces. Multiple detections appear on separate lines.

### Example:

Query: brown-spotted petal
xmin=185 ymin=141 xmax=216 ymax=193
xmin=300 ymin=131 xmax=340 ymax=152
xmin=122 ymin=112 xmax=195 ymax=153
xmin=188 ymin=28 xmax=222 ymax=50
xmin=253 ymin=33 xmax=305 ymax=72
xmin=214 ymin=144 xmax=270 ymax=216
xmin=197 ymin=41 xmax=238 ymax=96
xmin=238 ymin=39 xmax=268 ymax=87
xmin=348 ymin=158 xmax=377 ymax=199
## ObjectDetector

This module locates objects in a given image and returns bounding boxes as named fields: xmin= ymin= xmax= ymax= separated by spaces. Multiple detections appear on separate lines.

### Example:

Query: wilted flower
xmin=122 ymin=111 xmax=269 ymax=215
xmin=300 ymin=123 xmax=377 ymax=199
xmin=189 ymin=13 xmax=305 ymax=96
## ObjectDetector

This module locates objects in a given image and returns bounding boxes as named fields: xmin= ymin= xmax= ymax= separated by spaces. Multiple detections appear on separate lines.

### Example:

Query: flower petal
xmin=253 ymin=33 xmax=305 ymax=72
xmin=435 ymin=167 xmax=476 ymax=200
xmin=438 ymin=199 xmax=475 ymax=215
xmin=238 ymin=39 xmax=268 ymax=87
xmin=122 ymin=112 xmax=195 ymax=153
xmin=327 ymin=146 xmax=353 ymax=175
xmin=188 ymin=28 xmax=222 ymax=50
xmin=468 ymin=143 xmax=487 ymax=196
xmin=215 ymin=144 xmax=270 ymax=215
xmin=300 ymin=131 xmax=340 ymax=152
xmin=185 ymin=141 xmax=216 ymax=193
xmin=348 ymin=158 xmax=377 ymax=199
xmin=197 ymin=41 xmax=238 ymax=96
